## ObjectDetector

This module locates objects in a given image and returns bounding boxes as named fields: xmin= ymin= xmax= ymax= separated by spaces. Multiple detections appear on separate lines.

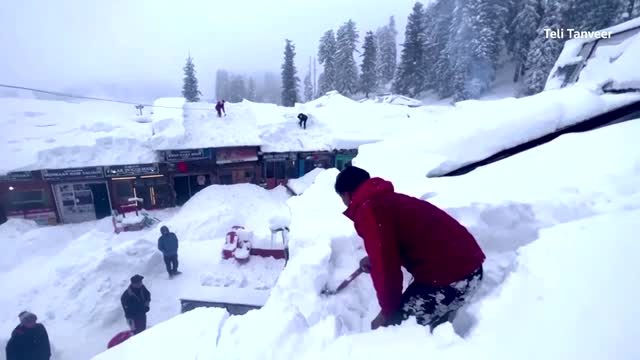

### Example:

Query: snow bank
xmin=356 ymin=86 xmax=640 ymax=178
xmin=0 ymin=98 xmax=156 ymax=174
xmin=92 ymin=307 xmax=228 ymax=360
xmin=161 ymin=183 xmax=291 ymax=243
xmin=149 ymin=97 xmax=186 ymax=149
xmin=287 ymin=168 xmax=326 ymax=195
xmin=308 ymin=209 xmax=640 ymax=360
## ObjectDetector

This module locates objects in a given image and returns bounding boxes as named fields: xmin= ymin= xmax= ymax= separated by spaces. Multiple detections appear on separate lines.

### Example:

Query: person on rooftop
xmin=334 ymin=166 xmax=486 ymax=332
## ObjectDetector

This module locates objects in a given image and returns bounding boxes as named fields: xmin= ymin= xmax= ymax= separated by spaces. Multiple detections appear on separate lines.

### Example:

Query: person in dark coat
xmin=297 ymin=113 xmax=308 ymax=129
xmin=158 ymin=226 xmax=180 ymax=276
xmin=334 ymin=166 xmax=486 ymax=332
xmin=215 ymin=100 xmax=226 ymax=117
xmin=5 ymin=311 xmax=51 ymax=360
xmin=121 ymin=274 xmax=151 ymax=334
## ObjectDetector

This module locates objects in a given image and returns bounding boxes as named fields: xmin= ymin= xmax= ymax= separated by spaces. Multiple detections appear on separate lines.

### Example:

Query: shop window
xmin=134 ymin=176 xmax=171 ymax=208
xmin=8 ymin=190 xmax=49 ymax=211
xmin=114 ymin=181 xmax=134 ymax=203
xmin=286 ymin=161 xmax=297 ymax=178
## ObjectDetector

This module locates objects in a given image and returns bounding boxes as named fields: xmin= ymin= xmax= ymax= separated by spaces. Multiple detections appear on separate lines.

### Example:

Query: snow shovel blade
xmin=321 ymin=267 xmax=364 ymax=296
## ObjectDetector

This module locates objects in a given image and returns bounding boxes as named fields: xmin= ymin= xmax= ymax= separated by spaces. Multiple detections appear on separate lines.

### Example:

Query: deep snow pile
xmin=0 ymin=185 xmax=290 ymax=360
xmin=92 ymin=115 xmax=640 ymax=360
xmin=357 ymin=86 xmax=640 ymax=178
xmin=0 ymin=98 xmax=156 ymax=174
xmin=286 ymin=168 xmax=326 ymax=195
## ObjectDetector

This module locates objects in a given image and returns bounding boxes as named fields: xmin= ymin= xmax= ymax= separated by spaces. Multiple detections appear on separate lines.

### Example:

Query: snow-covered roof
xmin=0 ymin=97 xmax=158 ymax=174
xmin=546 ymin=17 xmax=640 ymax=92
xmin=360 ymin=94 xmax=423 ymax=107
xmin=149 ymin=98 xmax=262 ymax=151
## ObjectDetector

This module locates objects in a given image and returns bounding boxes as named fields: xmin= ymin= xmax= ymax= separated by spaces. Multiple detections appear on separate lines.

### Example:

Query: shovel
xmin=321 ymin=267 xmax=364 ymax=295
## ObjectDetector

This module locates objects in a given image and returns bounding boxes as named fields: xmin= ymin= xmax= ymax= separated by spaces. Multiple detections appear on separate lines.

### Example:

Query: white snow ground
xmin=87 ymin=115 xmax=640 ymax=360
xmin=3 ymin=33 xmax=640 ymax=359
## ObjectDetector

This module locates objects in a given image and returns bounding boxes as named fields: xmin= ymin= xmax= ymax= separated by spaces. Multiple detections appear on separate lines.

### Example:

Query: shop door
xmin=89 ymin=183 xmax=111 ymax=219
xmin=174 ymin=176 xmax=190 ymax=206
xmin=54 ymin=183 xmax=101 ymax=223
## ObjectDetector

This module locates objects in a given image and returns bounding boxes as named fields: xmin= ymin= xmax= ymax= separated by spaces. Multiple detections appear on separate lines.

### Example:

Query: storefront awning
xmin=216 ymin=147 xmax=258 ymax=164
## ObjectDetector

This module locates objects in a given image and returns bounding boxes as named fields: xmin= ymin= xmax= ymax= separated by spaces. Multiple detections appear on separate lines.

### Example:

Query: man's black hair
xmin=334 ymin=166 xmax=370 ymax=194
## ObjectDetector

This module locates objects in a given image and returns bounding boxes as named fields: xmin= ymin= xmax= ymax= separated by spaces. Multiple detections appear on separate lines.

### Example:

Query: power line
xmin=0 ymin=83 xmax=217 ymax=111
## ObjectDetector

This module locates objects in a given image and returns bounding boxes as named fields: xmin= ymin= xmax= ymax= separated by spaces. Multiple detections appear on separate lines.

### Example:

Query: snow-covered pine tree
xmin=304 ymin=72 xmax=313 ymax=102
xmin=318 ymin=30 xmax=338 ymax=95
xmin=524 ymin=0 xmax=566 ymax=95
xmin=376 ymin=16 xmax=398 ymax=87
xmin=447 ymin=0 xmax=507 ymax=100
xmin=393 ymin=2 xmax=427 ymax=97
xmin=247 ymin=77 xmax=257 ymax=101
xmin=360 ymin=30 xmax=378 ymax=98
xmin=431 ymin=0 xmax=456 ymax=98
xmin=215 ymin=70 xmax=230 ymax=100
xmin=182 ymin=55 xmax=201 ymax=102
xmin=335 ymin=19 xmax=360 ymax=96
xmin=281 ymin=39 xmax=300 ymax=107
xmin=615 ymin=0 xmax=638 ymax=21
xmin=422 ymin=2 xmax=439 ymax=91
xmin=511 ymin=0 xmax=543 ymax=82
xmin=564 ymin=0 xmax=623 ymax=31
xmin=229 ymin=75 xmax=247 ymax=102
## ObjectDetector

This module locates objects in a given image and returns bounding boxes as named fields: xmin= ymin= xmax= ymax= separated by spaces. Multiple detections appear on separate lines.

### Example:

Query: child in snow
xmin=121 ymin=274 xmax=151 ymax=334
xmin=334 ymin=166 xmax=485 ymax=332
xmin=5 ymin=311 xmax=51 ymax=360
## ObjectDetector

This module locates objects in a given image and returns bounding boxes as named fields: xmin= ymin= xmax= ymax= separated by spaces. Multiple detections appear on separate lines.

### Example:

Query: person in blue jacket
xmin=158 ymin=226 xmax=180 ymax=276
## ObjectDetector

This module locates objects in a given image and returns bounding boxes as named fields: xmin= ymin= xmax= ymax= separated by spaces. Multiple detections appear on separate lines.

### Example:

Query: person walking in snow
xmin=334 ymin=166 xmax=486 ymax=332
xmin=5 ymin=311 xmax=51 ymax=360
xmin=297 ymin=113 xmax=308 ymax=129
xmin=121 ymin=274 xmax=151 ymax=335
xmin=158 ymin=225 xmax=180 ymax=277
xmin=215 ymin=100 xmax=226 ymax=117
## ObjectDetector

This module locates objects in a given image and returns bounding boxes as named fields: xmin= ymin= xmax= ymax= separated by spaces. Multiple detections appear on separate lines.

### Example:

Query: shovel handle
xmin=333 ymin=267 xmax=364 ymax=293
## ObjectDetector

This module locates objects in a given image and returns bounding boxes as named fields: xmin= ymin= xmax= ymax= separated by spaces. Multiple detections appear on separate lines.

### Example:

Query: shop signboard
xmin=41 ymin=167 xmax=104 ymax=181
xmin=164 ymin=148 xmax=211 ymax=162
xmin=216 ymin=147 xmax=259 ymax=164
xmin=104 ymin=163 xmax=160 ymax=178
xmin=0 ymin=171 xmax=34 ymax=182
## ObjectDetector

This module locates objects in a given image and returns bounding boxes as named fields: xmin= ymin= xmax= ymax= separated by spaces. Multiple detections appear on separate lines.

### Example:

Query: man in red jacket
xmin=334 ymin=166 xmax=485 ymax=332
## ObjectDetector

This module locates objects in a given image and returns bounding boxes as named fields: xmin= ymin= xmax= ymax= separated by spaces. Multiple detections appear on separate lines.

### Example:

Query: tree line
xmin=183 ymin=0 xmax=638 ymax=104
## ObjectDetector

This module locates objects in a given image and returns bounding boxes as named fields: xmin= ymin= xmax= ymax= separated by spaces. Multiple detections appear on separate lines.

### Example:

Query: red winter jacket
xmin=343 ymin=178 xmax=485 ymax=316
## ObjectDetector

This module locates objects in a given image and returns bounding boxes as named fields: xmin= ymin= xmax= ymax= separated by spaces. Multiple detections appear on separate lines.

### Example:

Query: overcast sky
xmin=0 ymin=0 xmax=417 ymax=100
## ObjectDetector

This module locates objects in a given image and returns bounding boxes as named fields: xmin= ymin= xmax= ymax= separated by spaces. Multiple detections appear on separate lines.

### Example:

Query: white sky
xmin=0 ymin=0 xmax=417 ymax=99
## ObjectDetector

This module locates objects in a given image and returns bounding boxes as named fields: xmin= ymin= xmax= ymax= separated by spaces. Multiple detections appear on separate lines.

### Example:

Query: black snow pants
xmin=163 ymin=254 xmax=179 ymax=275
xmin=389 ymin=266 xmax=483 ymax=332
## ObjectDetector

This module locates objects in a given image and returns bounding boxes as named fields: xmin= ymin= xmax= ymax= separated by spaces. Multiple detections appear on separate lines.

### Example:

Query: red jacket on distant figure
xmin=343 ymin=178 xmax=485 ymax=316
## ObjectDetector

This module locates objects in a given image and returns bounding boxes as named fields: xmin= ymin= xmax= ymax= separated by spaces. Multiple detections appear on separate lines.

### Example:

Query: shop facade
xmin=42 ymin=166 xmax=112 ymax=224
xmin=0 ymin=171 xmax=58 ymax=225
xmin=104 ymin=163 xmax=172 ymax=211
xmin=261 ymin=152 xmax=298 ymax=189
xmin=215 ymin=147 xmax=260 ymax=185
xmin=160 ymin=148 xmax=217 ymax=206
xmin=297 ymin=151 xmax=334 ymax=177
xmin=334 ymin=149 xmax=358 ymax=170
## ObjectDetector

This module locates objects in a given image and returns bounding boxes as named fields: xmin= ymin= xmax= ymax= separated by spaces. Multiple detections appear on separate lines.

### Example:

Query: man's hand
xmin=371 ymin=310 xmax=388 ymax=330
xmin=359 ymin=256 xmax=372 ymax=274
